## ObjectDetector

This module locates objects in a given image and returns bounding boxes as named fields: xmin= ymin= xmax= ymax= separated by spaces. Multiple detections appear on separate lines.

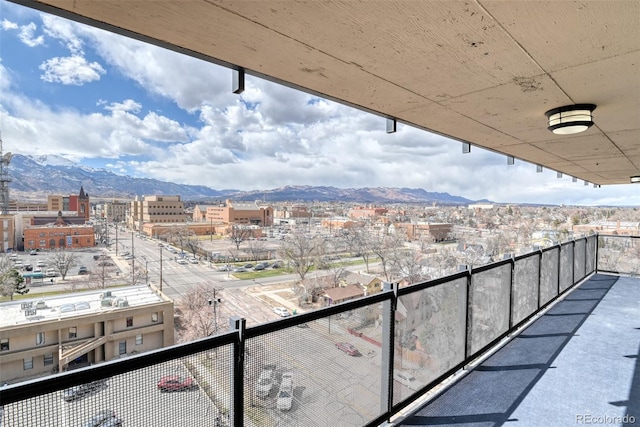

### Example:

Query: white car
xmin=176 ymin=259 xmax=188 ymax=265
xmin=277 ymin=372 xmax=293 ymax=411
xmin=255 ymin=366 xmax=276 ymax=398
xmin=273 ymin=307 xmax=290 ymax=317
xmin=187 ymin=257 xmax=198 ymax=264
xmin=393 ymin=370 xmax=420 ymax=391
xmin=45 ymin=268 xmax=57 ymax=277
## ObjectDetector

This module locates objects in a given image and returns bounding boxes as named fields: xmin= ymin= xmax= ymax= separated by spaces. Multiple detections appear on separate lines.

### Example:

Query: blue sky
xmin=1 ymin=0 xmax=638 ymax=206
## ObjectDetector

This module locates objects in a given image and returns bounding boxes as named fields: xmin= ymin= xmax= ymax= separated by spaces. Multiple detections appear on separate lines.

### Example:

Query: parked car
xmin=45 ymin=268 xmax=57 ymax=277
xmin=187 ymin=257 xmax=198 ymax=264
xmin=217 ymin=265 xmax=231 ymax=271
xmin=82 ymin=409 xmax=122 ymax=427
xmin=276 ymin=372 xmax=293 ymax=411
xmin=36 ymin=260 xmax=46 ymax=267
xmin=97 ymin=261 xmax=114 ymax=267
xmin=243 ymin=263 xmax=254 ymax=269
xmin=273 ymin=307 xmax=290 ymax=317
xmin=393 ymin=370 xmax=420 ymax=391
xmin=176 ymin=259 xmax=188 ymax=265
xmin=232 ymin=267 xmax=247 ymax=272
xmin=62 ymin=380 xmax=105 ymax=401
xmin=253 ymin=264 xmax=266 ymax=271
xmin=335 ymin=342 xmax=360 ymax=356
xmin=24 ymin=264 xmax=33 ymax=271
xmin=123 ymin=255 xmax=134 ymax=260
xmin=157 ymin=375 xmax=195 ymax=392
xmin=78 ymin=266 xmax=88 ymax=275
xmin=255 ymin=365 xmax=277 ymax=398
xmin=29 ymin=250 xmax=37 ymax=255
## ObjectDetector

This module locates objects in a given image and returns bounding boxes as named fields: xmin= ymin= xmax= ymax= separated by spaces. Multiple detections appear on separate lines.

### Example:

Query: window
xmin=44 ymin=353 xmax=53 ymax=366
xmin=119 ymin=341 xmax=127 ymax=355
xmin=135 ymin=334 xmax=143 ymax=345
xmin=36 ymin=332 xmax=45 ymax=346
xmin=1 ymin=338 xmax=8 ymax=351
xmin=24 ymin=358 xmax=33 ymax=370
xmin=151 ymin=312 xmax=158 ymax=322
xmin=69 ymin=327 xmax=77 ymax=339
xmin=126 ymin=317 xmax=133 ymax=327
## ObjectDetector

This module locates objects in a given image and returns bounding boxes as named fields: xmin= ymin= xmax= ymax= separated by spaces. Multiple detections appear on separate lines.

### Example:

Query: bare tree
xmin=388 ymin=249 xmax=429 ymax=284
xmin=51 ymin=250 xmax=79 ymax=280
xmin=245 ymin=239 xmax=267 ymax=261
xmin=368 ymin=229 xmax=405 ymax=280
xmin=175 ymin=283 xmax=226 ymax=343
xmin=228 ymin=225 xmax=252 ymax=251
xmin=280 ymin=230 xmax=326 ymax=281
xmin=183 ymin=234 xmax=202 ymax=258
xmin=87 ymin=262 xmax=114 ymax=289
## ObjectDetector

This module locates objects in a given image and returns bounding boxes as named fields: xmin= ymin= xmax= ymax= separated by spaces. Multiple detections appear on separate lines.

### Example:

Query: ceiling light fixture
xmin=545 ymin=104 xmax=596 ymax=135
xmin=631 ymin=176 xmax=640 ymax=184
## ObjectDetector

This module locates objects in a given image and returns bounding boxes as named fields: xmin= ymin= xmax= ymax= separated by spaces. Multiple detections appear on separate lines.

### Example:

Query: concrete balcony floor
xmin=394 ymin=274 xmax=640 ymax=427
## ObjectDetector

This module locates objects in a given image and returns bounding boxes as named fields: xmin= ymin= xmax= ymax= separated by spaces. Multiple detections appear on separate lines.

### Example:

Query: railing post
xmin=508 ymin=254 xmax=515 ymax=328
xmin=595 ymin=233 xmax=600 ymax=273
xmin=381 ymin=281 xmax=398 ymax=419
xmin=464 ymin=265 xmax=472 ymax=362
xmin=556 ymin=243 xmax=562 ymax=296
xmin=537 ymin=249 xmax=543 ymax=309
xmin=229 ymin=316 xmax=246 ymax=427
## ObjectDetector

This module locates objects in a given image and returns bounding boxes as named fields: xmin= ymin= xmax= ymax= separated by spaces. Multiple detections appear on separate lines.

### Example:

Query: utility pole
xmin=159 ymin=246 xmax=163 ymax=292
xmin=131 ymin=232 xmax=135 ymax=285
xmin=208 ymin=288 xmax=221 ymax=335
xmin=115 ymin=225 xmax=118 ymax=256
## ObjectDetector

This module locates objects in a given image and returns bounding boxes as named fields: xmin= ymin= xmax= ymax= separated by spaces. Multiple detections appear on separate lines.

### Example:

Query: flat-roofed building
xmin=129 ymin=195 xmax=185 ymax=233
xmin=0 ymin=286 xmax=174 ymax=383
xmin=102 ymin=200 xmax=129 ymax=223
xmin=206 ymin=199 xmax=273 ymax=227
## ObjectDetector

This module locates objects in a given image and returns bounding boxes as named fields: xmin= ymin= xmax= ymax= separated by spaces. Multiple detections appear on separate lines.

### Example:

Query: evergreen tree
xmin=0 ymin=268 xmax=28 ymax=301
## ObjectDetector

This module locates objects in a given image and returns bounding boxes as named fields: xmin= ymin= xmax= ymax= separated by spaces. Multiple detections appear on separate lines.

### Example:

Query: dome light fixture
xmin=631 ymin=176 xmax=640 ymax=184
xmin=545 ymin=104 xmax=596 ymax=135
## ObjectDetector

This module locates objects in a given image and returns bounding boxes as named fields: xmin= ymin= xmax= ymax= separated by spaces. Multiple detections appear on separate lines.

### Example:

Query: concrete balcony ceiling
xmin=17 ymin=0 xmax=640 ymax=185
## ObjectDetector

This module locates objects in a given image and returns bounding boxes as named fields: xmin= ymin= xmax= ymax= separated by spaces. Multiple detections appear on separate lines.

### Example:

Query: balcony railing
xmin=2 ymin=233 xmax=635 ymax=427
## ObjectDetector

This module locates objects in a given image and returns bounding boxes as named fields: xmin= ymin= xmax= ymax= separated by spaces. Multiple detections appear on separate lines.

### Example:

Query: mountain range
xmin=7 ymin=154 xmax=478 ymax=205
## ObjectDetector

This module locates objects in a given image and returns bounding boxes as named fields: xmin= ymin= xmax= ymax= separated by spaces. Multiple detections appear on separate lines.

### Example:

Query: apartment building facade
xmin=0 ymin=286 xmax=174 ymax=383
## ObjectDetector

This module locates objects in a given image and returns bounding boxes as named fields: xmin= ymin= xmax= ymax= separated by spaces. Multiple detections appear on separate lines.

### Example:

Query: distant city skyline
xmin=1 ymin=0 xmax=639 ymax=206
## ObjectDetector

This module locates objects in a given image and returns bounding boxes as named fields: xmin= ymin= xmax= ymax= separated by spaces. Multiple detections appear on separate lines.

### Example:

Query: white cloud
xmin=42 ymin=14 xmax=84 ymax=54
xmin=16 ymin=21 xmax=44 ymax=47
xmin=39 ymin=55 xmax=105 ymax=85
xmin=1 ymin=19 xmax=18 ymax=30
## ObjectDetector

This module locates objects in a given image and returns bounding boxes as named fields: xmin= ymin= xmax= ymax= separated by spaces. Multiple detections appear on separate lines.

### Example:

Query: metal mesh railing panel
xmin=244 ymin=303 xmax=384 ymax=427
xmin=468 ymin=263 xmax=511 ymax=356
xmin=540 ymin=248 xmax=560 ymax=306
xmin=2 ymin=344 xmax=233 ymax=427
xmin=512 ymin=255 xmax=539 ymax=326
xmin=393 ymin=277 xmax=467 ymax=405
xmin=559 ymin=243 xmax=574 ymax=292
xmin=574 ymin=238 xmax=586 ymax=282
